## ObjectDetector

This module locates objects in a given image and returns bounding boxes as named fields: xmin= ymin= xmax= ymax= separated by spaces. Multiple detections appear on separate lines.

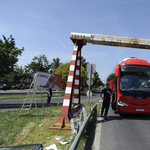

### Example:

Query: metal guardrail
xmin=0 ymin=103 xmax=63 ymax=109
xmin=0 ymin=143 xmax=43 ymax=150
xmin=0 ymin=91 xmax=65 ymax=95
xmin=69 ymin=103 xmax=97 ymax=150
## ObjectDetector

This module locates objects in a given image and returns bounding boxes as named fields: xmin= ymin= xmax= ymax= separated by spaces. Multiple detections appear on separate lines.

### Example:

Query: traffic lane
xmin=0 ymin=93 xmax=100 ymax=112
xmin=100 ymin=108 xmax=150 ymax=150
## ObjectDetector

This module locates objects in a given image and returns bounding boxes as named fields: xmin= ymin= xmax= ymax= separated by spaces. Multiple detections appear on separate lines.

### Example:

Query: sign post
xmin=86 ymin=63 xmax=96 ymax=103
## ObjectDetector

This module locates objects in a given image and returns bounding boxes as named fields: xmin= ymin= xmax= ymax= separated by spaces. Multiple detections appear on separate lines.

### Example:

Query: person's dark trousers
xmin=101 ymin=101 xmax=110 ymax=116
xmin=47 ymin=94 xmax=51 ymax=103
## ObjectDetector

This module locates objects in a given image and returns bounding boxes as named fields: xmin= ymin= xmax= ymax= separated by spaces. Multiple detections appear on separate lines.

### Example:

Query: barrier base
xmin=49 ymin=115 xmax=71 ymax=133
xmin=49 ymin=126 xmax=71 ymax=133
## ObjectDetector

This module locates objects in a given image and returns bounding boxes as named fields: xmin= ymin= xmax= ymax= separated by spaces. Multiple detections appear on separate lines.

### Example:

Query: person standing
xmin=47 ymin=84 xmax=52 ymax=104
xmin=100 ymin=83 xmax=113 ymax=119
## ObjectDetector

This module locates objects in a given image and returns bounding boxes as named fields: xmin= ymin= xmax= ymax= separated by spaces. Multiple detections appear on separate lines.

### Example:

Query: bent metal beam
xmin=70 ymin=32 xmax=150 ymax=49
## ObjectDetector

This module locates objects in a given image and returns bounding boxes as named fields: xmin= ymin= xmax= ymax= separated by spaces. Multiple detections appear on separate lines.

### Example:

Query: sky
xmin=1 ymin=0 xmax=150 ymax=83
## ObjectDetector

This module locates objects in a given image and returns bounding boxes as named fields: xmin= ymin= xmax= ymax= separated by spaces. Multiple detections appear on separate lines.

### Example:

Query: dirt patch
xmin=14 ymin=122 xmax=34 ymax=141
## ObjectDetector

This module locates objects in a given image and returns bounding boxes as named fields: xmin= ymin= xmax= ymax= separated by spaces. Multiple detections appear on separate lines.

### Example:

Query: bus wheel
xmin=111 ymin=102 xmax=117 ymax=110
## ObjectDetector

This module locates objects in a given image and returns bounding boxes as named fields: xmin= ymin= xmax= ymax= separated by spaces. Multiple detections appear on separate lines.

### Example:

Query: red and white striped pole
xmin=50 ymin=40 xmax=85 ymax=131
xmin=61 ymin=44 xmax=78 ymax=115
xmin=73 ymin=47 xmax=81 ymax=111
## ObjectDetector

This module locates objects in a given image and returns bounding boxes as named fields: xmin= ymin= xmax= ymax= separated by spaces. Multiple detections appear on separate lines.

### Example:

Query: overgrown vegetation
xmin=0 ymin=102 xmax=100 ymax=150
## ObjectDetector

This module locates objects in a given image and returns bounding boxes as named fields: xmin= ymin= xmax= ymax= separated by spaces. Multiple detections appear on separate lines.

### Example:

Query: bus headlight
xmin=118 ymin=100 xmax=128 ymax=106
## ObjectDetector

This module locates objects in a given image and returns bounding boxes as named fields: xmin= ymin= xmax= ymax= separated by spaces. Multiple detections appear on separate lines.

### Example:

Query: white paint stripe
xmin=75 ymin=79 xmax=79 ymax=85
xmin=77 ymin=60 xmax=80 ymax=66
xmin=76 ymin=70 xmax=79 ymax=75
xmin=63 ymin=99 xmax=70 ymax=106
xmin=74 ymin=46 xmax=78 ymax=51
xmin=74 ymin=98 xmax=79 ymax=103
xmin=70 ymin=65 xmax=75 ymax=71
xmin=65 ymin=87 xmax=72 ymax=93
xmin=68 ymin=76 xmax=73 ymax=82
xmin=78 ymin=52 xmax=80 ymax=56
xmin=74 ymin=89 xmax=79 ymax=94
xmin=72 ymin=55 xmax=76 ymax=61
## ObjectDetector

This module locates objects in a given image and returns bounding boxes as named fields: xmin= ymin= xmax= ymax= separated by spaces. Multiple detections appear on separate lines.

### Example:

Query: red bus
xmin=107 ymin=57 xmax=150 ymax=114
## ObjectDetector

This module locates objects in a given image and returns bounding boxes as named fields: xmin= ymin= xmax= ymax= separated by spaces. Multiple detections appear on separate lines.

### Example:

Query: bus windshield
xmin=119 ymin=65 xmax=150 ymax=95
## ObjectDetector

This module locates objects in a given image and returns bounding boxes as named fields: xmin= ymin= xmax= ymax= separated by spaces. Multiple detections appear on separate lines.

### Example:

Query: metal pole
xmin=88 ymin=64 xmax=91 ymax=104
xmin=41 ymin=89 xmax=46 ymax=117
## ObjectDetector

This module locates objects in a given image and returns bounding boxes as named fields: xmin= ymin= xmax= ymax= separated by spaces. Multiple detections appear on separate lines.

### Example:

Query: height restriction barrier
xmin=50 ymin=32 xmax=150 ymax=132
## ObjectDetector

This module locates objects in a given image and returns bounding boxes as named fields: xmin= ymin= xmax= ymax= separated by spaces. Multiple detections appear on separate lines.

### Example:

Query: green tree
xmin=53 ymin=63 xmax=70 ymax=89
xmin=81 ymin=66 xmax=88 ymax=90
xmin=92 ymin=71 xmax=104 ymax=88
xmin=25 ymin=54 xmax=51 ymax=76
xmin=0 ymin=35 xmax=24 ymax=77
xmin=81 ymin=56 xmax=88 ymax=69
xmin=51 ymin=58 xmax=62 ymax=71
xmin=1 ymin=65 xmax=25 ymax=84
xmin=53 ymin=63 xmax=88 ymax=90
xmin=12 ymin=65 xmax=25 ymax=84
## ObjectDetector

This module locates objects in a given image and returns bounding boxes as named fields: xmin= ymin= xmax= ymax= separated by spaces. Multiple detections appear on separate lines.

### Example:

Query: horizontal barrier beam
xmin=70 ymin=32 xmax=150 ymax=50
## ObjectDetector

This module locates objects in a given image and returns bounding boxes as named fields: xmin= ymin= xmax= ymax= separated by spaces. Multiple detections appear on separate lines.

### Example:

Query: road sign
xmin=87 ymin=90 xmax=92 ymax=97
xmin=87 ymin=64 xmax=96 ymax=73
xmin=86 ymin=80 xmax=93 ymax=86
xmin=88 ymin=73 xmax=94 ymax=79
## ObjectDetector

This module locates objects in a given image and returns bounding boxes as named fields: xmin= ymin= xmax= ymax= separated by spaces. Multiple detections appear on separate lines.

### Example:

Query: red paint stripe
xmin=64 ymin=93 xmax=71 ymax=99
xmin=61 ymin=106 xmax=70 ymax=115
xmin=69 ymin=71 xmax=75 ymax=76
xmin=75 ymin=75 xmax=80 ymax=79
xmin=74 ymin=85 xmax=79 ymax=89
xmin=74 ymin=95 xmax=80 ymax=98
xmin=73 ymin=50 xmax=78 ymax=55
xmin=74 ymin=103 xmax=79 ymax=105
xmin=71 ymin=60 xmax=76 ymax=65
xmin=66 ymin=81 xmax=73 ymax=87
xmin=76 ymin=66 xmax=80 ymax=70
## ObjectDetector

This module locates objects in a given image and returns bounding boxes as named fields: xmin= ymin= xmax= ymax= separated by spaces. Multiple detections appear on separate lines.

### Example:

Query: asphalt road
xmin=0 ymin=90 xmax=101 ymax=111
xmin=0 ymin=93 xmax=100 ymax=104
xmin=98 ymin=107 xmax=150 ymax=150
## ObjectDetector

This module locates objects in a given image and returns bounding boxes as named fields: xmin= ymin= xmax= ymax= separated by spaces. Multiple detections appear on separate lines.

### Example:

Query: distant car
xmin=25 ymin=85 xmax=32 ymax=89
xmin=13 ymin=83 xmax=25 ymax=89
xmin=0 ymin=84 xmax=3 ymax=89
xmin=0 ymin=84 xmax=12 ymax=90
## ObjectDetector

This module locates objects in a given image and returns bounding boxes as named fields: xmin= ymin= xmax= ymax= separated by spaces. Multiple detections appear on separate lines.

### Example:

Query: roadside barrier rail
xmin=0 ymin=103 xmax=63 ymax=109
xmin=0 ymin=91 xmax=65 ymax=95
xmin=69 ymin=103 xmax=97 ymax=150
xmin=0 ymin=143 xmax=43 ymax=150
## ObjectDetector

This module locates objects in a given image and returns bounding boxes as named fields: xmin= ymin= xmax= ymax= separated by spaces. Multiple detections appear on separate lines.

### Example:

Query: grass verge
xmin=0 ymin=102 xmax=100 ymax=150
xmin=0 ymin=93 xmax=65 ymax=101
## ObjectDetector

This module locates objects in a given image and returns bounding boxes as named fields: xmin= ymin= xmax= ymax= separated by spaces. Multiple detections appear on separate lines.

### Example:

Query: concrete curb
xmin=93 ymin=116 xmax=103 ymax=150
